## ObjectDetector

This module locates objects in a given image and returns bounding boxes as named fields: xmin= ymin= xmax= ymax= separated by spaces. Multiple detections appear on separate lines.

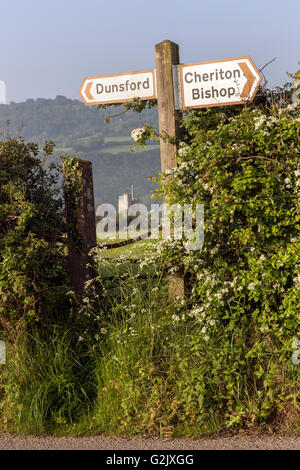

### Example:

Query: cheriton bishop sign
xmin=79 ymin=70 xmax=156 ymax=106
xmin=180 ymin=57 xmax=262 ymax=109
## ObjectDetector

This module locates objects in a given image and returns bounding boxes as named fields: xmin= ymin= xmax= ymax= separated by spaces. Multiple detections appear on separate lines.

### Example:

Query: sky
xmin=1 ymin=0 xmax=299 ymax=103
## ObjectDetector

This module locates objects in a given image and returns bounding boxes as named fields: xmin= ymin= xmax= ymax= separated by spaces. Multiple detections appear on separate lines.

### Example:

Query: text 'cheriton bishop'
xmin=180 ymin=57 xmax=262 ymax=109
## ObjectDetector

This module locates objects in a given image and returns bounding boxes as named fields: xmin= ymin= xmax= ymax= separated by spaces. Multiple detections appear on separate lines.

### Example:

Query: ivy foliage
xmin=0 ymin=138 xmax=69 ymax=330
xmin=61 ymin=155 xmax=85 ymax=252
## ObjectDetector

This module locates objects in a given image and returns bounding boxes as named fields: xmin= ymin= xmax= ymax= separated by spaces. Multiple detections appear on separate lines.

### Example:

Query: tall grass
xmin=1 ymin=327 xmax=96 ymax=434
xmin=78 ymin=260 xmax=300 ymax=436
xmin=1 ymin=257 xmax=299 ymax=436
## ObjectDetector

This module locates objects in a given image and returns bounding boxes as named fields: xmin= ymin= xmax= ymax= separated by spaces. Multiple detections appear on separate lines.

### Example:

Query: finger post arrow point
xmin=238 ymin=62 xmax=256 ymax=99
xmin=84 ymin=81 xmax=94 ymax=101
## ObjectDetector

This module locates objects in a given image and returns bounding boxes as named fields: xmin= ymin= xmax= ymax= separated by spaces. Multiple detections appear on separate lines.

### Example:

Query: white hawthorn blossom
xmin=254 ymin=115 xmax=266 ymax=130
xmin=178 ymin=142 xmax=191 ymax=157
xmin=131 ymin=127 xmax=146 ymax=142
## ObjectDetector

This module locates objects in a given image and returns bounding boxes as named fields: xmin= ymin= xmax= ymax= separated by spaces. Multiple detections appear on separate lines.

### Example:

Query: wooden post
xmin=63 ymin=159 xmax=97 ymax=299
xmin=155 ymin=40 xmax=182 ymax=171
xmin=155 ymin=40 xmax=185 ymax=298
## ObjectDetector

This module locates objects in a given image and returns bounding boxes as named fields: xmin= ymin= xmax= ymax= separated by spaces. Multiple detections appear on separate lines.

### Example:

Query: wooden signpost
xmin=77 ymin=41 xmax=262 ymax=299
xmin=155 ymin=40 xmax=183 ymax=172
xmin=155 ymin=40 xmax=185 ymax=297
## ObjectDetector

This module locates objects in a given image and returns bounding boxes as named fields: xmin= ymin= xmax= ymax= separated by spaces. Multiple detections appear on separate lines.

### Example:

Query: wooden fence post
xmin=63 ymin=158 xmax=97 ymax=299
xmin=155 ymin=40 xmax=185 ymax=298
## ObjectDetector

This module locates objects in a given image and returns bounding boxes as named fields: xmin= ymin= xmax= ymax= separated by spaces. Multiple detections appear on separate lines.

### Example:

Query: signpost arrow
xmin=238 ymin=61 xmax=256 ymax=98
xmin=84 ymin=81 xmax=94 ymax=101
xmin=79 ymin=70 xmax=156 ymax=106
xmin=179 ymin=56 xmax=262 ymax=109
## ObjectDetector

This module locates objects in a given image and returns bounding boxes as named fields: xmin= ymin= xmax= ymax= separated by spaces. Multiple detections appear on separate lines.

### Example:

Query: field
xmin=54 ymin=135 xmax=159 ymax=156
xmin=97 ymin=235 xmax=159 ymax=281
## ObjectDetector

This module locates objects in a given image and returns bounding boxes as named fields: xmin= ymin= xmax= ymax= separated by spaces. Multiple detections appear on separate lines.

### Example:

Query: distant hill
xmin=0 ymin=96 xmax=161 ymax=207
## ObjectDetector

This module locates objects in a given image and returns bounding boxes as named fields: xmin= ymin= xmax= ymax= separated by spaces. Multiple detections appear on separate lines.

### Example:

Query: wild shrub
xmin=0 ymin=138 xmax=69 ymax=331
xmin=148 ymin=83 xmax=300 ymax=430
xmin=85 ymin=76 xmax=300 ymax=434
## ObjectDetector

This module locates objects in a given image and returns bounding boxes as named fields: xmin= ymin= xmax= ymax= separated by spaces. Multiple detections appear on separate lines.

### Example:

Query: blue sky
xmin=1 ymin=0 xmax=299 ymax=102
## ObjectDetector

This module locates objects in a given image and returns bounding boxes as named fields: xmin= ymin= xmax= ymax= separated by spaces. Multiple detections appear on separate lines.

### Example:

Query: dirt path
xmin=0 ymin=434 xmax=299 ymax=450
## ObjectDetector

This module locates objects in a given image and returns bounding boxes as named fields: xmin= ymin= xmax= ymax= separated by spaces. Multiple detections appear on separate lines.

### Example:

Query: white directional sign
xmin=180 ymin=57 xmax=262 ymax=109
xmin=79 ymin=70 xmax=156 ymax=106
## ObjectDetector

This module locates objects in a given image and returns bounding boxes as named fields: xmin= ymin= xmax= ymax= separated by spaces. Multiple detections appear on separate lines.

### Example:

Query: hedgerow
xmin=145 ymin=78 xmax=300 ymax=429
xmin=0 ymin=138 xmax=69 ymax=331
xmin=85 ymin=73 xmax=300 ymax=433
xmin=1 ymin=70 xmax=299 ymax=436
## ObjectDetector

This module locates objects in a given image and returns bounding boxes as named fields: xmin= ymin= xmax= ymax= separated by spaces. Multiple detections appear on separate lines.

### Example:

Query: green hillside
xmin=0 ymin=96 xmax=161 ymax=207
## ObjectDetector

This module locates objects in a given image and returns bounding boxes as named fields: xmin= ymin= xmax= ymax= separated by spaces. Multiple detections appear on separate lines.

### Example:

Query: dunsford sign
xmin=79 ymin=70 xmax=156 ymax=106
